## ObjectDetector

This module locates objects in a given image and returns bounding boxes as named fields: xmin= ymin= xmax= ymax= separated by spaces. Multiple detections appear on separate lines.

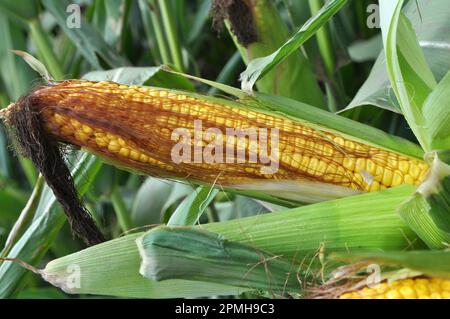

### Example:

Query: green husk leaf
xmin=398 ymin=153 xmax=450 ymax=248
xmin=40 ymin=185 xmax=425 ymax=298
xmin=162 ymin=66 xmax=246 ymax=98
xmin=333 ymin=250 xmax=450 ymax=279
xmin=251 ymin=93 xmax=424 ymax=160
xmin=204 ymin=185 xmax=425 ymax=264
xmin=137 ymin=227 xmax=302 ymax=295
xmin=42 ymin=232 xmax=244 ymax=298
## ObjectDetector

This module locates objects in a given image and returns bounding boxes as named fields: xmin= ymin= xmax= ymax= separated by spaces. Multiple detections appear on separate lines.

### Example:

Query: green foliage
xmin=0 ymin=0 xmax=450 ymax=299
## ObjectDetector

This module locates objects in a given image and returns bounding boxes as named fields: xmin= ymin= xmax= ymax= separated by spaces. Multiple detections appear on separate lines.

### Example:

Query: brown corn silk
xmin=4 ymin=80 xmax=429 ymax=200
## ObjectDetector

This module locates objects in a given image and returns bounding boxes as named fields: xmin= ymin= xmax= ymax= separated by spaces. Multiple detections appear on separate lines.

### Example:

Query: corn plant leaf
xmin=204 ymin=185 xmax=425 ymax=266
xmin=163 ymin=67 xmax=246 ymax=98
xmin=333 ymin=250 xmax=450 ymax=279
xmin=137 ymin=226 xmax=302 ymax=295
xmin=380 ymin=0 xmax=436 ymax=151
xmin=239 ymin=0 xmax=347 ymax=93
xmin=224 ymin=0 xmax=325 ymax=108
xmin=168 ymin=186 xmax=219 ymax=226
xmin=0 ymin=127 xmax=11 ymax=178
xmin=41 ymin=0 xmax=129 ymax=69
xmin=422 ymin=69 xmax=450 ymax=151
xmin=132 ymin=178 xmax=178 ymax=226
xmin=0 ymin=15 xmax=36 ymax=101
xmin=347 ymin=0 xmax=450 ymax=114
xmin=91 ymin=0 xmax=128 ymax=47
xmin=348 ymin=34 xmax=383 ymax=63
xmin=0 ymin=186 xmax=27 ymax=224
xmin=186 ymin=0 xmax=211 ymax=45
xmin=0 ymin=0 xmax=38 ymax=22
xmin=0 ymin=154 xmax=102 ymax=298
xmin=41 ymin=184 xmax=424 ymax=298
xmin=42 ymin=232 xmax=246 ymax=298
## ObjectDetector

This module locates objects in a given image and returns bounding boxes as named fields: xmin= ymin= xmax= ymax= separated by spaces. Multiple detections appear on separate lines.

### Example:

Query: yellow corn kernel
xmin=82 ymin=125 xmax=93 ymax=134
xmin=119 ymin=148 xmax=130 ymax=157
xmin=108 ymin=140 xmax=120 ymax=152
xmin=130 ymin=150 xmax=140 ymax=161
xmin=339 ymin=277 xmax=450 ymax=299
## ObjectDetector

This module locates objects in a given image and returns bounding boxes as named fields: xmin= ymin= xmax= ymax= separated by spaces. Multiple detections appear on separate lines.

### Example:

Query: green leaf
xmin=0 ymin=126 xmax=12 ymax=179
xmin=83 ymin=66 xmax=162 ymax=84
xmin=348 ymin=34 xmax=383 ymax=63
xmin=0 ymin=15 xmax=36 ymax=100
xmin=42 ymin=185 xmax=424 ymax=298
xmin=137 ymin=227 xmax=302 ymax=295
xmin=0 ymin=154 xmax=102 ymax=298
xmin=348 ymin=0 xmax=450 ymax=114
xmin=0 ymin=185 xmax=27 ymax=224
xmin=91 ymin=0 xmax=127 ymax=47
xmin=204 ymin=185 xmax=425 ymax=266
xmin=168 ymin=186 xmax=219 ymax=226
xmin=42 ymin=232 xmax=245 ymax=298
xmin=131 ymin=178 xmax=175 ymax=226
xmin=83 ymin=66 xmax=195 ymax=91
xmin=381 ymin=0 xmax=435 ymax=151
xmin=41 ymin=0 xmax=129 ymax=69
xmin=225 ymin=0 xmax=325 ymax=108
xmin=163 ymin=67 xmax=245 ymax=98
xmin=239 ymin=0 xmax=347 ymax=93
xmin=398 ymin=154 xmax=450 ymax=249
xmin=186 ymin=0 xmax=211 ymax=45
xmin=422 ymin=69 xmax=450 ymax=150
xmin=16 ymin=287 xmax=67 ymax=299
xmin=0 ymin=0 xmax=39 ymax=22
xmin=253 ymin=92 xmax=424 ymax=160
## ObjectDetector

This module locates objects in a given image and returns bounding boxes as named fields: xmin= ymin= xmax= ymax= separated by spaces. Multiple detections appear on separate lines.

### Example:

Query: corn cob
xmin=2 ymin=80 xmax=429 ymax=200
xmin=339 ymin=277 xmax=450 ymax=299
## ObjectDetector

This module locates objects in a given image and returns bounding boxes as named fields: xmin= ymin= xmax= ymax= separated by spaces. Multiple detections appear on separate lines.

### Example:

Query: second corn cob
xmin=339 ymin=277 xmax=450 ymax=299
